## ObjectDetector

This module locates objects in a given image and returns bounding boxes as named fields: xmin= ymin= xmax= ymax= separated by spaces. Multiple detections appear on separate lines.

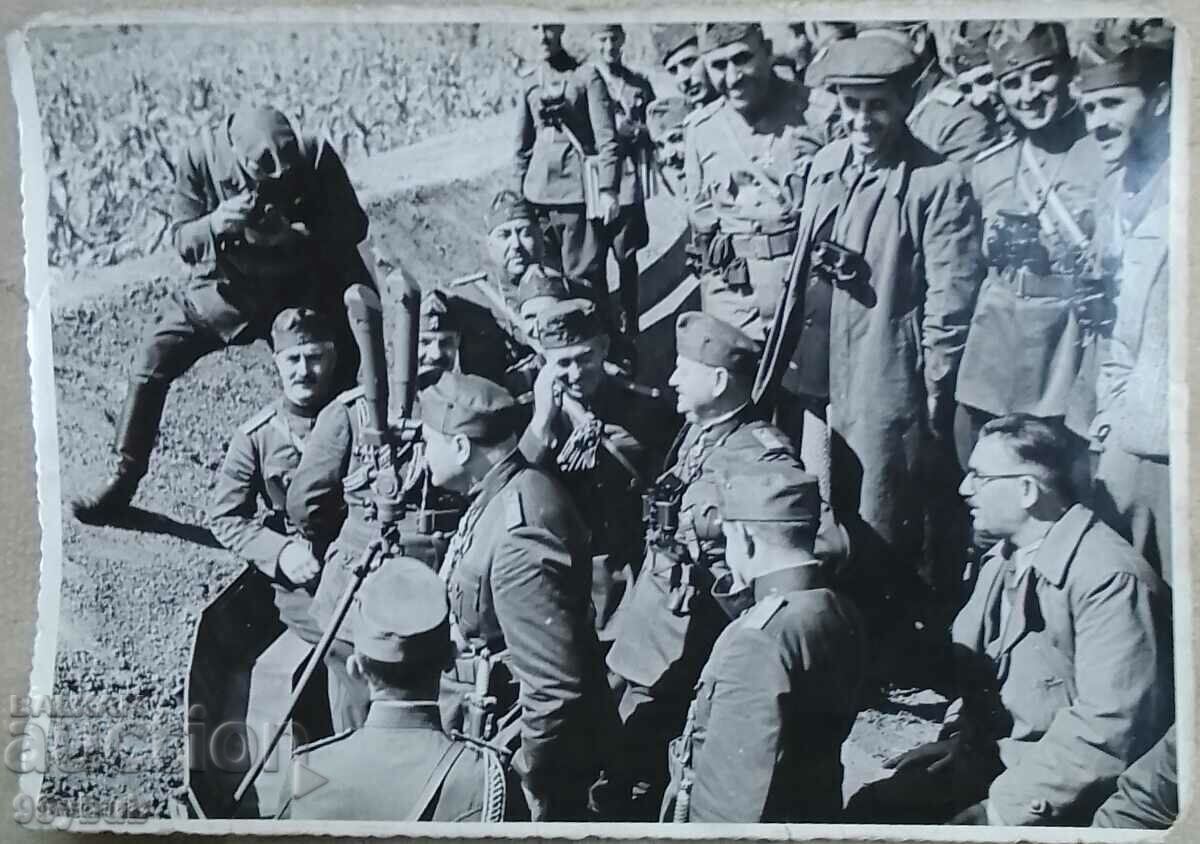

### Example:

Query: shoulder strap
xmin=407 ymin=742 xmax=469 ymax=822
xmin=1018 ymin=139 xmax=1088 ymax=248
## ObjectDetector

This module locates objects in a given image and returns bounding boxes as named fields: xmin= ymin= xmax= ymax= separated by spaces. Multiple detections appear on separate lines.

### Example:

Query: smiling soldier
xmin=954 ymin=22 xmax=1108 ymax=480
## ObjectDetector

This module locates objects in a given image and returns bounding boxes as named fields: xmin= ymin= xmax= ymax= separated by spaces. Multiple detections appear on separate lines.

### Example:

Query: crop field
xmin=27 ymin=22 xmax=661 ymax=268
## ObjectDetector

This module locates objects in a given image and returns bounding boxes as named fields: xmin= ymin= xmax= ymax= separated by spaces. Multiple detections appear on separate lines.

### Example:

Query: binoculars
xmin=811 ymin=239 xmax=866 ymax=289
xmin=643 ymin=476 xmax=684 ymax=541
xmin=986 ymin=210 xmax=1051 ymax=272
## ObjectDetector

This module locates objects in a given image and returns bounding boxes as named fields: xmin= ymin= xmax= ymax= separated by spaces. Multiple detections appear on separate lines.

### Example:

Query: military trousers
xmin=1094 ymin=447 xmax=1172 ymax=585
xmin=540 ymin=204 xmax=612 ymax=325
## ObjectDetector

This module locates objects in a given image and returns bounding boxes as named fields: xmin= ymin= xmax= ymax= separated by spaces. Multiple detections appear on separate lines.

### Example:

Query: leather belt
xmin=729 ymin=227 xmax=798 ymax=261
xmin=998 ymin=269 xmax=1076 ymax=300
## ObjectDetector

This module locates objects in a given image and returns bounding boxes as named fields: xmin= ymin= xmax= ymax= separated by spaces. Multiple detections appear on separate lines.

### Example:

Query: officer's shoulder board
xmin=504 ymin=488 xmax=526 ymax=531
xmin=742 ymin=594 xmax=787 ymax=630
xmin=240 ymin=404 xmax=278 ymax=435
xmin=748 ymin=426 xmax=790 ymax=456
xmin=337 ymin=386 xmax=365 ymax=405
xmin=294 ymin=727 xmax=355 ymax=755
xmin=973 ymin=135 xmax=1018 ymax=165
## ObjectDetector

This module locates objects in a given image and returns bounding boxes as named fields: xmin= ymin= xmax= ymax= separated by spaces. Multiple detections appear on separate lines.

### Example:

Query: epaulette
xmin=973 ymin=136 xmax=1018 ymax=165
xmin=240 ymin=404 xmax=277 ymax=435
xmin=505 ymin=489 xmax=526 ymax=530
xmin=749 ymin=426 xmax=790 ymax=455
xmin=687 ymin=98 xmax=722 ymax=127
xmin=933 ymin=82 xmax=965 ymax=107
xmin=337 ymin=386 xmax=365 ymax=405
xmin=742 ymin=594 xmax=786 ymax=630
xmin=294 ymin=728 xmax=355 ymax=754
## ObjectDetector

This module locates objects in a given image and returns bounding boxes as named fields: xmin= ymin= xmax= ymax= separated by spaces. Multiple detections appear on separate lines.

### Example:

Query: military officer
xmin=663 ymin=460 xmax=866 ymax=823
xmin=591 ymin=24 xmax=656 ymax=338
xmin=857 ymin=21 xmax=999 ymax=164
xmin=774 ymin=35 xmax=984 ymax=651
xmin=651 ymin=24 xmax=718 ymax=112
xmin=1079 ymin=33 xmax=1174 ymax=580
xmin=954 ymin=23 xmax=1108 ymax=477
xmin=521 ymin=299 xmax=667 ymax=641
xmin=423 ymin=373 xmax=616 ymax=821
xmin=73 ymin=105 xmax=373 ymax=524
xmin=209 ymin=308 xmax=338 ymax=644
xmin=603 ymin=312 xmax=797 ymax=819
xmin=278 ymin=557 xmax=507 ymax=821
xmin=287 ymin=308 xmax=461 ymax=731
xmin=516 ymin=24 xmax=620 ymax=321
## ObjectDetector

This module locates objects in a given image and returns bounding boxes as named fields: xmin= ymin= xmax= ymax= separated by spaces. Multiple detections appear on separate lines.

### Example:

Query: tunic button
xmin=1029 ymin=799 xmax=1052 ymax=817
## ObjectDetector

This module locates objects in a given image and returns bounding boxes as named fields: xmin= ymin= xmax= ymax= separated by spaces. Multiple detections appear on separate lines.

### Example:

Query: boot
xmin=72 ymin=379 xmax=169 ymax=525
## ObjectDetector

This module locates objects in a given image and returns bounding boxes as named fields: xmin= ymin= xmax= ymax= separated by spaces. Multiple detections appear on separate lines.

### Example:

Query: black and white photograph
xmin=7 ymin=11 xmax=1185 ymax=836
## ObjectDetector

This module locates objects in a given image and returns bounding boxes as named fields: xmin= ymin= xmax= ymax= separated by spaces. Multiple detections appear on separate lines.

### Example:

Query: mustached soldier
xmin=603 ymin=311 xmax=798 ymax=818
xmin=209 ymin=308 xmax=339 ymax=644
xmin=278 ymin=558 xmax=507 ymax=821
xmin=73 ymin=105 xmax=373 ymax=524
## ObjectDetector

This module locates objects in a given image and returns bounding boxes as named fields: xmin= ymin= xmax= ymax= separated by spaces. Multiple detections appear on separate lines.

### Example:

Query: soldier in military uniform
xmin=954 ymin=22 xmax=1108 ymax=479
xmin=73 ymin=105 xmax=374 ymax=524
xmin=521 ymin=299 xmax=668 ymax=642
xmin=603 ymin=312 xmax=797 ymax=819
xmin=417 ymin=288 xmax=463 ymax=388
xmin=773 ymin=35 xmax=984 ymax=653
xmin=647 ymin=98 xmax=691 ymax=190
xmin=1078 ymin=31 xmax=1174 ymax=580
xmin=856 ymin=21 xmax=999 ymax=164
xmin=591 ymin=24 xmax=656 ymax=337
xmin=422 ymin=373 xmax=617 ymax=821
xmin=287 ymin=301 xmax=461 ymax=731
xmin=651 ymin=24 xmax=718 ymax=113
xmin=278 ymin=558 xmax=507 ymax=821
xmin=516 ymin=24 xmax=620 ymax=321
xmin=944 ymin=21 xmax=1011 ymax=142
xmin=663 ymin=460 xmax=866 ymax=823
xmin=209 ymin=308 xmax=338 ymax=645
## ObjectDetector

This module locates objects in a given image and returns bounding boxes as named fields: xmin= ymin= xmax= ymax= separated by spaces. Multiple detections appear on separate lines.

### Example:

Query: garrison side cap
xmin=648 ymin=97 xmax=691 ymax=134
xmin=516 ymin=263 xmax=574 ymax=308
xmin=353 ymin=557 xmax=451 ymax=665
xmin=419 ymin=371 xmax=518 ymax=439
xmin=420 ymin=287 xmax=459 ymax=334
xmin=987 ymin=21 xmax=1069 ymax=78
xmin=675 ymin=311 xmax=760 ymax=375
xmin=271 ymin=307 xmax=334 ymax=351
xmin=697 ymin=22 xmax=764 ymax=54
xmin=651 ymin=23 xmax=699 ymax=65
xmin=946 ymin=20 xmax=995 ymax=74
xmin=484 ymin=188 xmax=534 ymax=233
xmin=717 ymin=459 xmax=820 ymax=531
xmin=537 ymin=297 xmax=605 ymax=349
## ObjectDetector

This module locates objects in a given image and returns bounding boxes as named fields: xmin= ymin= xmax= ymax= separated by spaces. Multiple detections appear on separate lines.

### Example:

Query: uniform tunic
xmin=278 ymin=701 xmax=503 ymax=821
xmin=519 ymin=378 xmax=671 ymax=638
xmin=687 ymin=568 xmax=867 ymax=822
xmin=1091 ymin=160 xmax=1172 ymax=580
xmin=685 ymin=77 xmax=821 ymax=342
xmin=442 ymin=448 xmax=617 ymax=819
xmin=906 ymin=71 xmax=1002 ymax=165
xmin=1092 ymin=725 xmax=1177 ymax=829
xmin=956 ymin=115 xmax=1107 ymax=420
xmin=209 ymin=399 xmax=322 ymax=642
xmin=785 ymin=134 xmax=983 ymax=573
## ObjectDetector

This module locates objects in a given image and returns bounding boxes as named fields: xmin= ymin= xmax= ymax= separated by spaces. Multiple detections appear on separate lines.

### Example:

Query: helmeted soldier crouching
xmin=73 ymin=105 xmax=375 ymax=524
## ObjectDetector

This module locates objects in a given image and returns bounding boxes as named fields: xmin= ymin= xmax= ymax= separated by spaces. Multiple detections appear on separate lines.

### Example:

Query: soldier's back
xmin=907 ymin=78 xmax=999 ymax=164
xmin=283 ymin=705 xmax=503 ymax=821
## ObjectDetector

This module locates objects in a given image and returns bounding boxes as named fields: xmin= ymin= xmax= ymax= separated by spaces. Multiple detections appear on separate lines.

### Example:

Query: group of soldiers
xmin=69 ymin=17 xmax=1177 ymax=829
